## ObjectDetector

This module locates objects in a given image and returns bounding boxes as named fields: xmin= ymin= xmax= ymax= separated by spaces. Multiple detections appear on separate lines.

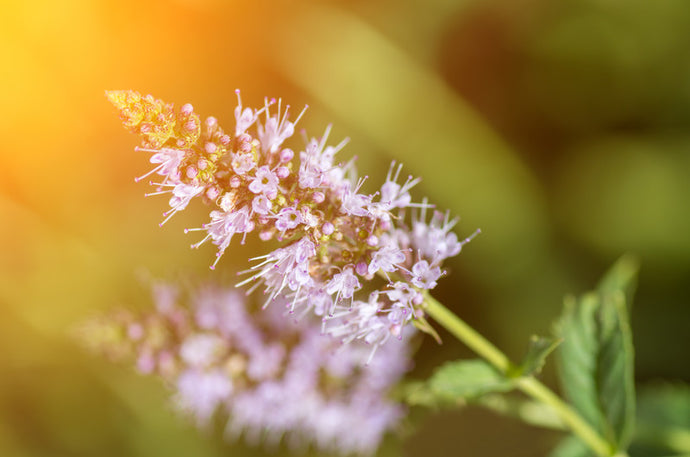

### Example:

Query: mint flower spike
xmin=107 ymin=89 xmax=477 ymax=355
xmin=81 ymin=281 xmax=412 ymax=456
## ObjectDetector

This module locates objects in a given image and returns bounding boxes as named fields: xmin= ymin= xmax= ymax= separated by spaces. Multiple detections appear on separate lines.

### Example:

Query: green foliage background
xmin=0 ymin=0 xmax=688 ymax=456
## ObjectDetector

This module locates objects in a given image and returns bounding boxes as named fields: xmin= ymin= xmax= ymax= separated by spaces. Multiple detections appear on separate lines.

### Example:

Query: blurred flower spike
xmin=107 ymin=89 xmax=478 ymax=358
xmin=81 ymin=282 xmax=412 ymax=455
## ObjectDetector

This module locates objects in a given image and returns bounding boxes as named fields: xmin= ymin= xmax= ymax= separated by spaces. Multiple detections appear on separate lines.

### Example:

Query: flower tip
xmin=104 ymin=89 xmax=119 ymax=102
xmin=105 ymin=89 xmax=138 ymax=111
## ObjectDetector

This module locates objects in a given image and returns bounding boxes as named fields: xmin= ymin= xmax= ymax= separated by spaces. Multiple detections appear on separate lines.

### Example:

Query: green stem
xmin=423 ymin=293 xmax=614 ymax=457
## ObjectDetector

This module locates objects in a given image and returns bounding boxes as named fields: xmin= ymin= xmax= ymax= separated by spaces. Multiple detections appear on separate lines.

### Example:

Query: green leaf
xmin=429 ymin=359 xmax=515 ymax=401
xmin=555 ymin=257 xmax=638 ymax=451
xmin=517 ymin=335 xmax=562 ymax=377
xmin=631 ymin=383 xmax=690 ymax=455
xmin=401 ymin=381 xmax=444 ymax=408
xmin=549 ymin=436 xmax=596 ymax=457
xmin=599 ymin=291 xmax=636 ymax=448
xmin=597 ymin=254 xmax=639 ymax=305
xmin=403 ymin=359 xmax=516 ymax=408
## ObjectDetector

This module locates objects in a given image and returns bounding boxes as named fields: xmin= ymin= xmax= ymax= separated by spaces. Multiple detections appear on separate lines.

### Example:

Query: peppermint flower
xmin=257 ymin=99 xmax=305 ymax=154
xmin=107 ymin=89 xmax=478 ymax=356
xmin=411 ymin=260 xmax=443 ymax=289
xmin=80 ymin=281 xmax=412 ymax=456
xmin=251 ymin=194 xmax=272 ymax=215
xmin=368 ymin=245 xmax=407 ymax=276
xmin=134 ymin=147 xmax=184 ymax=183
xmin=274 ymin=206 xmax=304 ymax=233
xmin=247 ymin=165 xmax=279 ymax=198
xmin=325 ymin=267 xmax=361 ymax=303
xmin=176 ymin=369 xmax=233 ymax=426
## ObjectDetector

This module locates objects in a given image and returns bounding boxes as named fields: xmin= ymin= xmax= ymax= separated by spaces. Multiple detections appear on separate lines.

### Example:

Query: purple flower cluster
xmin=107 ymin=90 xmax=477 ymax=358
xmin=82 ymin=282 xmax=412 ymax=455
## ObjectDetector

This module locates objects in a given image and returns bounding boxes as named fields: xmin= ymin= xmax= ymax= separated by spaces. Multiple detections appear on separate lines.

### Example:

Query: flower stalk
xmin=106 ymin=89 xmax=476 ymax=360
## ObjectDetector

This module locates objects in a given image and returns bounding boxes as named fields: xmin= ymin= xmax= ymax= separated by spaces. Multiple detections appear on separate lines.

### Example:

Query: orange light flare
xmin=0 ymin=0 xmax=295 ymax=330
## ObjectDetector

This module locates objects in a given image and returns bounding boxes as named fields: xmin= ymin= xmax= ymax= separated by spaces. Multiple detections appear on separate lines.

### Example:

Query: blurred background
xmin=1 ymin=0 xmax=689 ymax=456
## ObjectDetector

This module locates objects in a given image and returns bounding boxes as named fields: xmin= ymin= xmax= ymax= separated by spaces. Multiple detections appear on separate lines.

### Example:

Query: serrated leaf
xmin=598 ymin=291 xmax=636 ymax=448
xmin=429 ymin=359 xmax=515 ymax=402
xmin=557 ymin=294 xmax=603 ymax=430
xmin=597 ymin=254 xmax=639 ymax=305
xmin=517 ymin=335 xmax=562 ymax=377
xmin=549 ymin=436 xmax=596 ymax=457
xmin=555 ymin=257 xmax=637 ymax=452
xmin=401 ymin=360 xmax=517 ymax=409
